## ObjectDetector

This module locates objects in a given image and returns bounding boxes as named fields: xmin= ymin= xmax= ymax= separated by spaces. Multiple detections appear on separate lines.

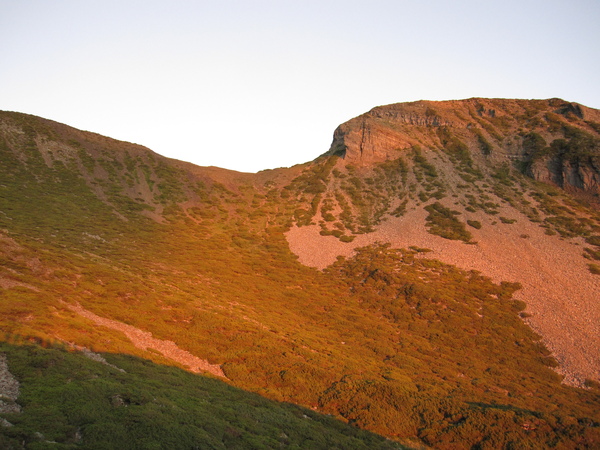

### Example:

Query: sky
xmin=1 ymin=1 xmax=599 ymax=173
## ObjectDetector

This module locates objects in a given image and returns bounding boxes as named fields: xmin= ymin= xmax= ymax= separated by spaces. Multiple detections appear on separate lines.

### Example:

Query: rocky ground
xmin=0 ymin=354 xmax=21 ymax=419
xmin=62 ymin=302 xmax=227 ymax=379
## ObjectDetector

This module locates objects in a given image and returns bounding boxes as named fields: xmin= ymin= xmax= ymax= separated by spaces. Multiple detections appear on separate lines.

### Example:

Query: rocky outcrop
xmin=0 ymin=354 xmax=21 ymax=417
xmin=326 ymin=98 xmax=600 ymax=201
xmin=327 ymin=100 xmax=463 ymax=165
xmin=529 ymin=156 xmax=600 ymax=194
xmin=328 ymin=117 xmax=415 ymax=164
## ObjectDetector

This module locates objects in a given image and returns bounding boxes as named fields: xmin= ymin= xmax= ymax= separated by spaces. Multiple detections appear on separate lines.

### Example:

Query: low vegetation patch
xmin=424 ymin=202 xmax=472 ymax=242
xmin=467 ymin=219 xmax=482 ymax=229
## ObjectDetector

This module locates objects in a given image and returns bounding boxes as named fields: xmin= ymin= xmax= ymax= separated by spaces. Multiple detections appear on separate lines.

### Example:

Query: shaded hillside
xmin=1 ymin=102 xmax=600 ymax=448
xmin=0 ymin=342 xmax=399 ymax=449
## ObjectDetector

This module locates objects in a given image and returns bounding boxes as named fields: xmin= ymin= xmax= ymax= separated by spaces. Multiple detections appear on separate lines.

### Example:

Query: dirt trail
xmin=62 ymin=302 xmax=227 ymax=379
xmin=286 ymin=206 xmax=600 ymax=386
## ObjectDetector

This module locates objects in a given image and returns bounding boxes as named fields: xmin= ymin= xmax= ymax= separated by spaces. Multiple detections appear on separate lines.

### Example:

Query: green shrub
xmin=424 ymin=202 xmax=472 ymax=242
xmin=585 ymin=235 xmax=600 ymax=246
xmin=584 ymin=247 xmax=600 ymax=260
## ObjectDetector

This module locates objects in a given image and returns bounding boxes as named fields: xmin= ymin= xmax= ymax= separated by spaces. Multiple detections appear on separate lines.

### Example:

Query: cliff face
xmin=328 ymin=100 xmax=462 ymax=163
xmin=328 ymin=98 xmax=600 ymax=202
xmin=529 ymin=157 xmax=600 ymax=194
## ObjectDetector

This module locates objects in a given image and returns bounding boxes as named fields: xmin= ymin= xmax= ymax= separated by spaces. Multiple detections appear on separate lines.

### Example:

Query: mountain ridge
xmin=1 ymin=99 xmax=600 ymax=448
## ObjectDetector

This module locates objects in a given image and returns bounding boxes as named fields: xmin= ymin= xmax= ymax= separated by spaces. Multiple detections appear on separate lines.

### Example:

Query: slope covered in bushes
xmin=1 ymin=101 xmax=600 ymax=448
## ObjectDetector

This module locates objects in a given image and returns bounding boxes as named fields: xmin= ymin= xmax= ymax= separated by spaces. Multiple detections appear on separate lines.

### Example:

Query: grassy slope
xmin=0 ymin=342 xmax=400 ymax=449
xmin=1 ymin=108 xmax=600 ymax=448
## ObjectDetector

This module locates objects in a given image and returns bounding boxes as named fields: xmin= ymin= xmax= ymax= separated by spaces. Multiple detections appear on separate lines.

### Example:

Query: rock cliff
xmin=327 ymin=98 xmax=600 ymax=203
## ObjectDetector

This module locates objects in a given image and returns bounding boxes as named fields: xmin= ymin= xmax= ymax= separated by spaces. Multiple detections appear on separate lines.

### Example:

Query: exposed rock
xmin=326 ymin=98 xmax=600 ymax=202
xmin=329 ymin=117 xmax=415 ymax=165
xmin=0 ymin=354 xmax=21 ymax=415
xmin=62 ymin=302 xmax=227 ymax=379
xmin=0 ymin=417 xmax=13 ymax=427
xmin=529 ymin=156 xmax=600 ymax=195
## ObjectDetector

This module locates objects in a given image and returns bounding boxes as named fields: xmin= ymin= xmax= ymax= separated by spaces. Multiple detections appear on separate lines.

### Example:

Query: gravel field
xmin=286 ymin=206 xmax=600 ymax=386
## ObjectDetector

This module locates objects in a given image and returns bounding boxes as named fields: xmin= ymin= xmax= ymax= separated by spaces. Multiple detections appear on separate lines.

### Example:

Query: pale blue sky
xmin=1 ymin=1 xmax=598 ymax=172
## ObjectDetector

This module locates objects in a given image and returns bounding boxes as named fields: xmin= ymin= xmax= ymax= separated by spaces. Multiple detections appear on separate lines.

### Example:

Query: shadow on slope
xmin=0 ymin=342 xmax=402 ymax=449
